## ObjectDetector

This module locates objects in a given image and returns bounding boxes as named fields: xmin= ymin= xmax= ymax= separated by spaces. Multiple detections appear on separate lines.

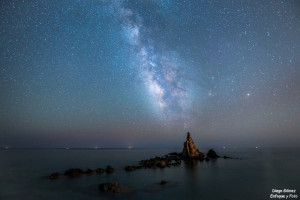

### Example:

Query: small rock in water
xmin=64 ymin=168 xmax=85 ymax=177
xmin=99 ymin=182 xmax=119 ymax=193
xmin=205 ymin=156 xmax=210 ymax=161
xmin=207 ymin=149 xmax=220 ymax=159
xmin=106 ymin=165 xmax=114 ymax=173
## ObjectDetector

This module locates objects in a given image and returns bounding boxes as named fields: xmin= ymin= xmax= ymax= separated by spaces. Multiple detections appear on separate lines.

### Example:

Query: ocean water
xmin=0 ymin=148 xmax=299 ymax=200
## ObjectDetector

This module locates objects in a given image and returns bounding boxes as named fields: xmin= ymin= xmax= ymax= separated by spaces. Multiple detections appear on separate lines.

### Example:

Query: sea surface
xmin=1 ymin=148 xmax=299 ymax=200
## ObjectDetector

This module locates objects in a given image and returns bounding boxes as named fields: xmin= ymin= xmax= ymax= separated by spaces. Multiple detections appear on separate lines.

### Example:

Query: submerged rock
xmin=182 ymin=132 xmax=204 ymax=159
xmin=99 ymin=182 xmax=134 ymax=194
xmin=207 ymin=149 xmax=220 ymax=159
xmin=99 ymin=182 xmax=119 ymax=193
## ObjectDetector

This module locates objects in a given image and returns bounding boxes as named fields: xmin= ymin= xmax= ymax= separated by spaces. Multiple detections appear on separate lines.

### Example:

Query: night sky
xmin=1 ymin=0 xmax=299 ymax=148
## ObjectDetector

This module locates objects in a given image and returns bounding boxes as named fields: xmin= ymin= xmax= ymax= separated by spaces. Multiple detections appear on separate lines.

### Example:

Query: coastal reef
xmin=49 ymin=132 xmax=237 ymax=179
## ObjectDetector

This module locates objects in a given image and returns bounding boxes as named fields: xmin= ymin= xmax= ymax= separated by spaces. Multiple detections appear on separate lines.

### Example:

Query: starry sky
xmin=1 ymin=0 xmax=300 ymax=148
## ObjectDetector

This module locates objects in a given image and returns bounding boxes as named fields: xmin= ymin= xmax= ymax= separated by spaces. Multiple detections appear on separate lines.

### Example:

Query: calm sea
xmin=0 ymin=148 xmax=299 ymax=200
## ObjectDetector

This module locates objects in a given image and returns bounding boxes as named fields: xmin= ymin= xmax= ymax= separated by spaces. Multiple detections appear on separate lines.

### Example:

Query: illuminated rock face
xmin=182 ymin=132 xmax=204 ymax=159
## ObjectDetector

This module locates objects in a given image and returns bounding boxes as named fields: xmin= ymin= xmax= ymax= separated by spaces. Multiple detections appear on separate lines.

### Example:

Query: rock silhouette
xmin=49 ymin=167 xmax=106 ymax=179
xmin=48 ymin=132 xmax=237 ymax=179
xmin=64 ymin=168 xmax=85 ymax=177
xmin=207 ymin=149 xmax=220 ymax=159
xmin=125 ymin=152 xmax=182 ymax=171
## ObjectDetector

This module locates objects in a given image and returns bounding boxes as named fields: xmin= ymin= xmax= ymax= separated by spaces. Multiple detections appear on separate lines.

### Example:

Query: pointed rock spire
xmin=187 ymin=132 xmax=191 ymax=139
xmin=182 ymin=132 xmax=204 ymax=159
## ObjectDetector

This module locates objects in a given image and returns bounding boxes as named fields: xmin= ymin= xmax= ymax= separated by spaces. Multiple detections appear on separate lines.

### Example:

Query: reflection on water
xmin=0 ymin=148 xmax=300 ymax=200
xmin=183 ymin=159 xmax=198 ymax=169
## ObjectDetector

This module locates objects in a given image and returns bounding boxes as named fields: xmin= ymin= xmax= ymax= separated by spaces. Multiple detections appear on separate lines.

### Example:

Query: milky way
xmin=113 ymin=1 xmax=193 ymax=125
xmin=0 ymin=0 xmax=299 ymax=148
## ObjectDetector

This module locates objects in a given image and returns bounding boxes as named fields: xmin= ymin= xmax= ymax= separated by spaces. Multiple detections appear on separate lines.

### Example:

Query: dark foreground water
xmin=1 ymin=148 xmax=299 ymax=200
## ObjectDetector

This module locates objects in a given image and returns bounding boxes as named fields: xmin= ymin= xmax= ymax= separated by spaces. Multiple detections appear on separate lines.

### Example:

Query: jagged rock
xmin=207 ymin=149 xmax=220 ymax=159
xmin=106 ymin=165 xmax=114 ymax=173
xmin=64 ymin=168 xmax=85 ymax=177
xmin=182 ymin=132 xmax=204 ymax=159
xmin=49 ymin=172 xmax=61 ymax=179
xmin=205 ymin=156 xmax=210 ymax=161
xmin=99 ymin=182 xmax=119 ymax=193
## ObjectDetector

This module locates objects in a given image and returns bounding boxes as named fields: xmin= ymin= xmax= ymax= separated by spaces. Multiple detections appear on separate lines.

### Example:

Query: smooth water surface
xmin=1 ymin=148 xmax=299 ymax=200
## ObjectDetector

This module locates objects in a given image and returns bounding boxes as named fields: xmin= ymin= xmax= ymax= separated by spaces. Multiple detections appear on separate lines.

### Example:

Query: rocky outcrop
xmin=125 ymin=152 xmax=182 ymax=171
xmin=182 ymin=132 xmax=204 ymax=160
xmin=207 ymin=149 xmax=220 ymax=159
xmin=48 ymin=132 xmax=238 ymax=180
xmin=49 ymin=167 xmax=106 ymax=179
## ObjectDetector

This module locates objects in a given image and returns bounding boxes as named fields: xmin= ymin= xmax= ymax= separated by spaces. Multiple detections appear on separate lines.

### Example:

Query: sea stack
xmin=182 ymin=132 xmax=204 ymax=160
